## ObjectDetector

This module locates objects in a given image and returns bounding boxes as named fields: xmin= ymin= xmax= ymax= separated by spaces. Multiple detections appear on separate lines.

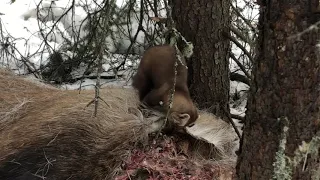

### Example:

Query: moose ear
xmin=171 ymin=112 xmax=190 ymax=127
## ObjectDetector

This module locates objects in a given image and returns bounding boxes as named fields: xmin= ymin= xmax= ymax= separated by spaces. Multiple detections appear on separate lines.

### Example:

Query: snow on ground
xmin=230 ymin=81 xmax=248 ymax=116
xmin=0 ymin=0 xmax=144 ymax=70
xmin=0 ymin=0 xmax=57 ymax=69
xmin=1 ymin=2 xmax=253 ymax=176
xmin=0 ymin=0 xmax=256 ymax=119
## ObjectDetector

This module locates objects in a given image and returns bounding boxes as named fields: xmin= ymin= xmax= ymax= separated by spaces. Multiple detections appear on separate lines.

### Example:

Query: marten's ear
xmin=171 ymin=112 xmax=190 ymax=127
xmin=187 ymin=122 xmax=195 ymax=127
xmin=187 ymin=115 xmax=200 ymax=127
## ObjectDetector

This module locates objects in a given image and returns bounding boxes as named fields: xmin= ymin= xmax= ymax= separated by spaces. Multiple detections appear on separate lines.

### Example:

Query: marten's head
xmin=161 ymin=91 xmax=199 ymax=129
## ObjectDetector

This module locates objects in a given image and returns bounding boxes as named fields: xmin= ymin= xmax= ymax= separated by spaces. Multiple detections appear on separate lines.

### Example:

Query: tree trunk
xmin=237 ymin=0 xmax=320 ymax=179
xmin=171 ymin=0 xmax=231 ymax=120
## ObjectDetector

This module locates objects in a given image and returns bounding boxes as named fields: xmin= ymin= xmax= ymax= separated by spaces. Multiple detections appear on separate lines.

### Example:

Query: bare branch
xmin=223 ymin=107 xmax=241 ymax=139
xmin=116 ymin=0 xmax=145 ymax=71
xmin=230 ymin=3 xmax=257 ymax=33
xmin=223 ymin=31 xmax=254 ymax=63
xmin=231 ymin=114 xmax=245 ymax=122
xmin=230 ymin=72 xmax=250 ymax=86
xmin=229 ymin=52 xmax=251 ymax=80
xmin=230 ymin=25 xmax=253 ymax=47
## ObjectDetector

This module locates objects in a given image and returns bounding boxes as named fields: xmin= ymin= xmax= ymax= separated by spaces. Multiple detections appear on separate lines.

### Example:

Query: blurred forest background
xmin=0 ymin=0 xmax=319 ymax=179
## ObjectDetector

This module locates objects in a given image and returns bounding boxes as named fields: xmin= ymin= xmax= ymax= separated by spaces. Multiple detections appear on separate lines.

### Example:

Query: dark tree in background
xmin=171 ymin=0 xmax=231 ymax=120
xmin=237 ymin=0 xmax=320 ymax=179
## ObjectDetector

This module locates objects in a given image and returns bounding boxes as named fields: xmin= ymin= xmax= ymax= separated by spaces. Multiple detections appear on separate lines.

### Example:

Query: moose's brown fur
xmin=132 ymin=45 xmax=198 ymax=128
xmin=0 ymin=69 xmax=240 ymax=179
xmin=0 ymin=69 xmax=160 ymax=180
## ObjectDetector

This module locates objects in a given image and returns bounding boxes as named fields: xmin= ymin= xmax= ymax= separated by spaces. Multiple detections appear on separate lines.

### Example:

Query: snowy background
xmin=0 ymin=0 xmax=259 ymax=118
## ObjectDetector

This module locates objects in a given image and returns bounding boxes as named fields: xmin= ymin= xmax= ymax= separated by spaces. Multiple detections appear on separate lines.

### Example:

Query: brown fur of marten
xmin=132 ymin=45 xmax=198 ymax=128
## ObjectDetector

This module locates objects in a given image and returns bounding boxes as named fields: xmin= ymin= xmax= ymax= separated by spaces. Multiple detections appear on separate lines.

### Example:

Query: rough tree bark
xmin=171 ymin=0 xmax=231 ymax=119
xmin=237 ymin=0 xmax=320 ymax=179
